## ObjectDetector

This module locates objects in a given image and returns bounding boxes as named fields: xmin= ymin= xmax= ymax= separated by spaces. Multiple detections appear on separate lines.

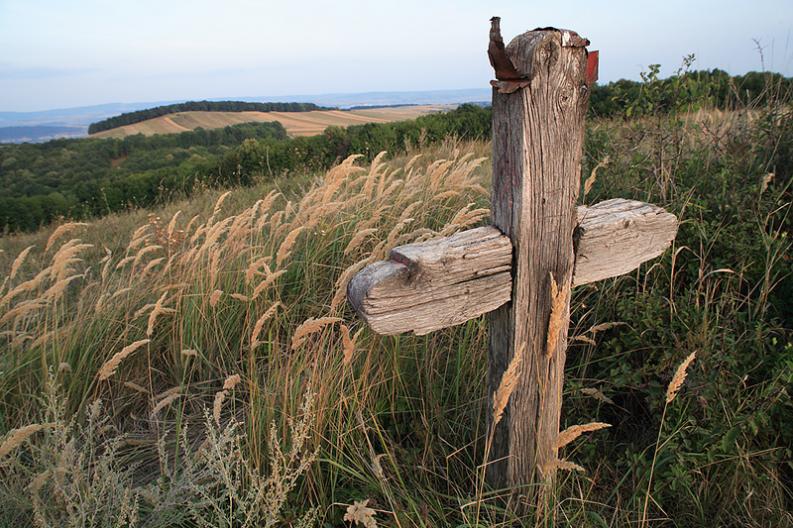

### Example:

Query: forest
xmin=87 ymin=100 xmax=327 ymax=134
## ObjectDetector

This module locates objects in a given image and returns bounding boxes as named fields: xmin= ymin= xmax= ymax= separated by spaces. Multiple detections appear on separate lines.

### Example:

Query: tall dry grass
xmin=0 ymin=140 xmax=500 ymax=525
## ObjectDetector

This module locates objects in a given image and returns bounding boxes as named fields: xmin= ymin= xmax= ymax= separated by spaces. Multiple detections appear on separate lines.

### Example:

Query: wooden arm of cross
xmin=347 ymin=198 xmax=677 ymax=335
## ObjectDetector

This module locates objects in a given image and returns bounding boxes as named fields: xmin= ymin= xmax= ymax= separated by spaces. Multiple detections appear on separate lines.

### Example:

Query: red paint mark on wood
xmin=586 ymin=50 xmax=599 ymax=85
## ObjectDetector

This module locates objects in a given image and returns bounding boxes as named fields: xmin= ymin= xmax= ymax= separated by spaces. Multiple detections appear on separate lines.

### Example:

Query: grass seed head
xmin=556 ymin=422 xmax=611 ymax=449
xmin=150 ymin=392 xmax=181 ymax=419
xmin=9 ymin=245 xmax=35 ymax=281
xmin=291 ymin=317 xmax=342 ymax=350
xmin=223 ymin=374 xmax=242 ymax=390
xmin=45 ymin=222 xmax=88 ymax=252
xmin=0 ymin=423 xmax=53 ymax=459
xmin=666 ymin=352 xmax=697 ymax=403
xmin=98 ymin=339 xmax=151 ymax=381
xmin=340 ymin=324 xmax=356 ymax=365
xmin=209 ymin=289 xmax=223 ymax=307
xmin=213 ymin=390 xmax=228 ymax=425
xmin=546 ymin=272 xmax=570 ymax=357
xmin=250 ymin=302 xmax=281 ymax=351
xmin=276 ymin=226 xmax=306 ymax=268
xmin=492 ymin=344 xmax=524 ymax=428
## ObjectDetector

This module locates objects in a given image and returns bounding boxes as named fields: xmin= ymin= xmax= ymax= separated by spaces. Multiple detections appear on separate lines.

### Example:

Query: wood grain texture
xmin=487 ymin=27 xmax=589 ymax=498
xmin=347 ymin=199 xmax=677 ymax=335
xmin=574 ymin=198 xmax=678 ymax=285
xmin=347 ymin=226 xmax=512 ymax=335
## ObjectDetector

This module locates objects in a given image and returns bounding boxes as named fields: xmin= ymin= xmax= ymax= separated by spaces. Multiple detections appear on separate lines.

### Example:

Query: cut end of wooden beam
xmin=347 ymin=226 xmax=513 ymax=335
xmin=347 ymin=199 xmax=678 ymax=336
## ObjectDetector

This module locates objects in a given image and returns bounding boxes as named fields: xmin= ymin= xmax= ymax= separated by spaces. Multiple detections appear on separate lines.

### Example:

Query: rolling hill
xmin=91 ymin=105 xmax=450 ymax=138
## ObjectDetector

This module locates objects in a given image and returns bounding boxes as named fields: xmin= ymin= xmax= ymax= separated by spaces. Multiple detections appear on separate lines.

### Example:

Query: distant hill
xmin=0 ymin=89 xmax=491 ymax=141
xmin=87 ymin=101 xmax=329 ymax=134
xmin=91 ymin=106 xmax=450 ymax=139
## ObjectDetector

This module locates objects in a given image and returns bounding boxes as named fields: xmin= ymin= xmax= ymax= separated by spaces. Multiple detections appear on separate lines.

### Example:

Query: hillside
xmin=86 ymin=101 xmax=328 ymax=134
xmin=0 ymin=97 xmax=791 ymax=526
xmin=0 ymin=105 xmax=489 ymax=232
xmin=91 ymin=105 xmax=449 ymax=138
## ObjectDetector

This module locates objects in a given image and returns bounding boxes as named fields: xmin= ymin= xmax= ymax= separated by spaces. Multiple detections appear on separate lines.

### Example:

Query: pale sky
xmin=1 ymin=0 xmax=791 ymax=111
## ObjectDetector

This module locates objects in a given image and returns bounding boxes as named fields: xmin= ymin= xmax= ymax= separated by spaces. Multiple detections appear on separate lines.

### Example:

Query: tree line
xmin=590 ymin=67 xmax=792 ymax=118
xmin=87 ymin=101 xmax=327 ymax=134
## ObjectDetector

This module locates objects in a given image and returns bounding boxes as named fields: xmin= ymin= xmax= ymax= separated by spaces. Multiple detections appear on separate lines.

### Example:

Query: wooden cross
xmin=347 ymin=20 xmax=678 ymax=503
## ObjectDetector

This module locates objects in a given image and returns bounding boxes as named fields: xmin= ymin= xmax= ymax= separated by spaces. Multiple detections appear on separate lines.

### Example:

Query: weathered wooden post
xmin=347 ymin=18 xmax=678 ymax=508
xmin=486 ymin=21 xmax=589 ymax=496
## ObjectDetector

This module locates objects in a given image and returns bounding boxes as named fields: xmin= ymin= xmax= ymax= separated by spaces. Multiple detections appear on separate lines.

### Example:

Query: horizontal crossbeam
xmin=347 ymin=198 xmax=677 ymax=335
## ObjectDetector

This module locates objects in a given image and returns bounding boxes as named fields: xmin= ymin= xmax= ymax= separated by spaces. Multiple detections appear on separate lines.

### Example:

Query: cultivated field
xmin=91 ymin=105 xmax=450 ymax=138
xmin=0 ymin=104 xmax=791 ymax=527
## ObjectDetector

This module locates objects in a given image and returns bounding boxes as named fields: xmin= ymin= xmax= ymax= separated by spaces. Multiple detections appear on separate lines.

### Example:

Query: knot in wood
xmin=556 ymin=81 xmax=576 ymax=110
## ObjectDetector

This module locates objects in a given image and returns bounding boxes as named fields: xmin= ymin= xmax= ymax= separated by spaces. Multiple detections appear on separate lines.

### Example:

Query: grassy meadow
xmin=0 ymin=97 xmax=791 ymax=527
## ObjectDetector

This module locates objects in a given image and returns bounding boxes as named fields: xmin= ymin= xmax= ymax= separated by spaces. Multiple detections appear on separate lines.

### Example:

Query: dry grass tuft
xmin=344 ymin=228 xmax=379 ymax=256
xmin=331 ymin=258 xmax=371 ymax=310
xmin=291 ymin=317 xmax=342 ymax=350
xmin=583 ymin=155 xmax=610 ymax=198
xmin=97 ymin=339 xmax=150 ymax=381
xmin=0 ymin=423 xmax=52 ymax=459
xmin=222 ymin=374 xmax=242 ymax=391
xmin=344 ymin=499 xmax=378 ymax=528
xmin=209 ymin=289 xmax=223 ymax=307
xmin=9 ymin=245 xmax=34 ymax=280
xmin=545 ymin=458 xmax=586 ymax=475
xmin=588 ymin=321 xmax=626 ymax=334
xmin=212 ymin=374 xmax=242 ymax=424
xmin=666 ymin=352 xmax=697 ymax=403
xmin=212 ymin=390 xmax=228 ymax=425
xmin=149 ymin=391 xmax=181 ymax=419
xmin=546 ymin=272 xmax=570 ymax=357
xmin=580 ymin=387 xmax=614 ymax=405
xmin=340 ymin=324 xmax=356 ymax=365
xmin=251 ymin=270 xmax=286 ymax=300
xmin=146 ymin=292 xmax=175 ymax=337
xmin=0 ymin=299 xmax=47 ymax=326
xmin=250 ymin=302 xmax=281 ymax=351
xmin=573 ymin=334 xmax=597 ymax=346
xmin=556 ymin=422 xmax=611 ymax=449
xmin=492 ymin=344 xmax=524 ymax=428
xmin=123 ymin=381 xmax=148 ymax=394
xmin=276 ymin=226 xmax=305 ymax=267
xmin=45 ymin=222 xmax=88 ymax=252
xmin=42 ymin=273 xmax=84 ymax=302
